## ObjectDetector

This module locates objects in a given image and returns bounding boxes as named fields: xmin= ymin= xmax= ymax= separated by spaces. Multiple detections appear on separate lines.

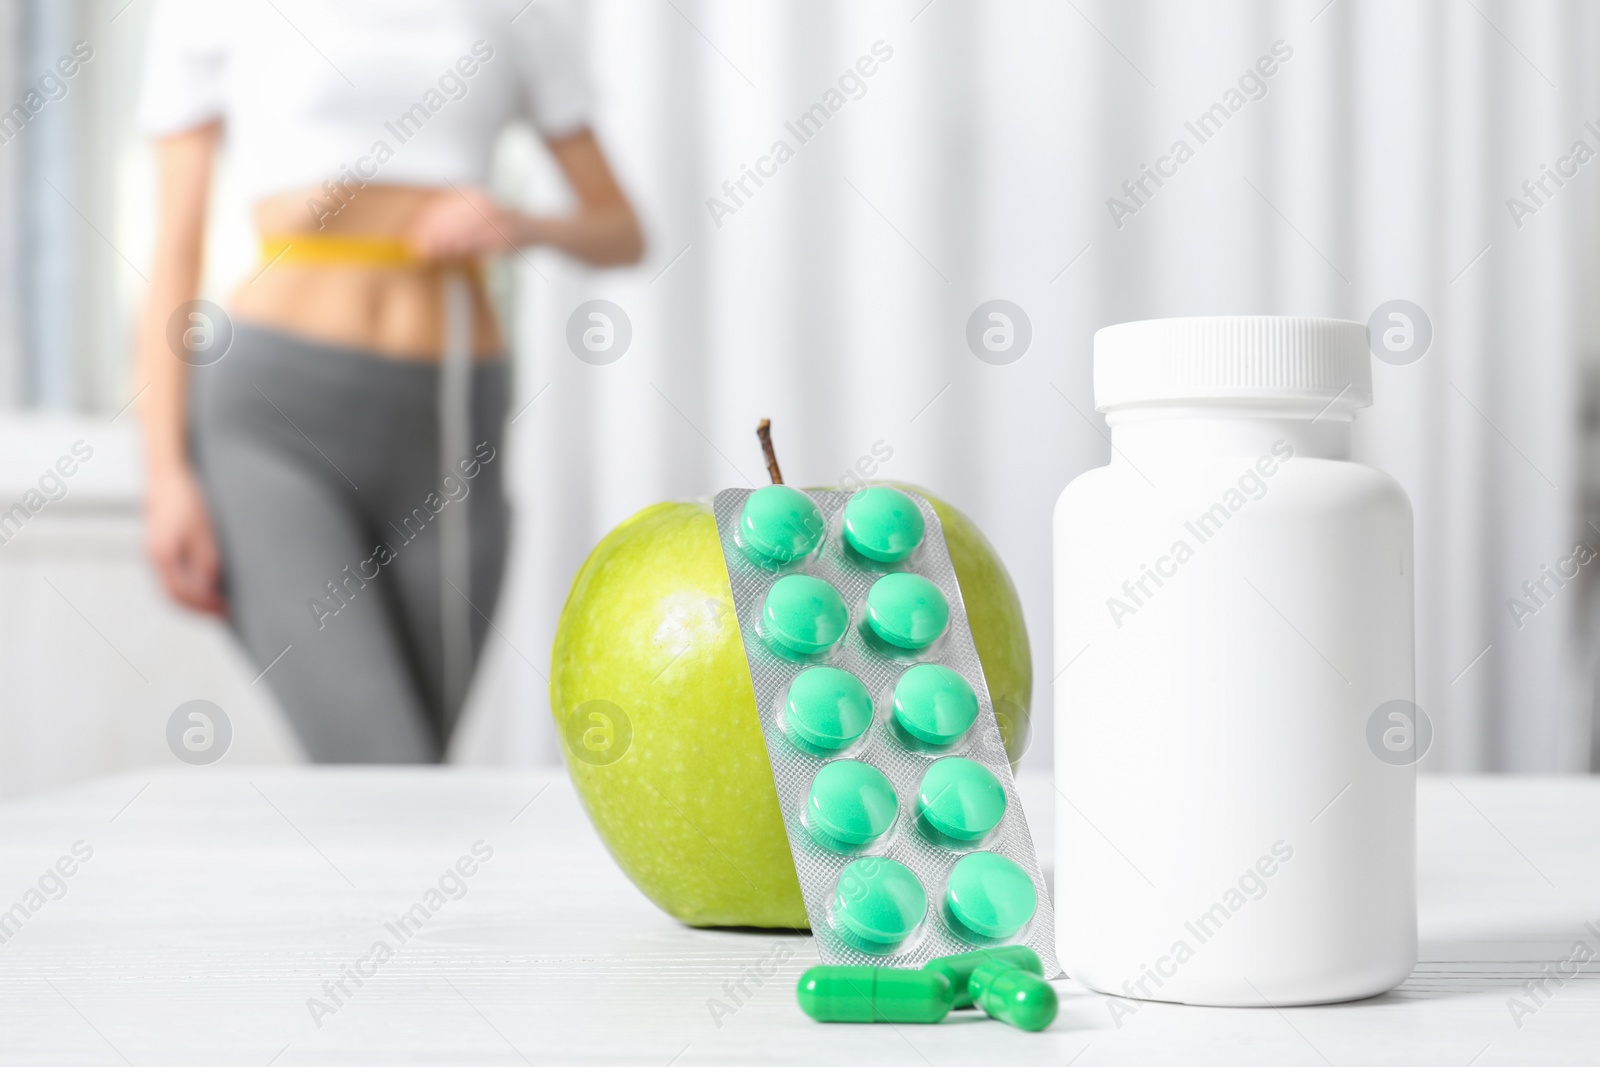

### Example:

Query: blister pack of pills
xmin=713 ymin=485 xmax=1059 ymax=973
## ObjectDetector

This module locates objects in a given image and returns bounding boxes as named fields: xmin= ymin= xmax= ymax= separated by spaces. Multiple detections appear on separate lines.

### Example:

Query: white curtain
xmin=457 ymin=0 xmax=1600 ymax=774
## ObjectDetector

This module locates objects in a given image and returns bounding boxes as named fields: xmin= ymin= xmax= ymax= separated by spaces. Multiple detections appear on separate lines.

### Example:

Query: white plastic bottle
xmin=1053 ymin=317 xmax=1415 ymax=1008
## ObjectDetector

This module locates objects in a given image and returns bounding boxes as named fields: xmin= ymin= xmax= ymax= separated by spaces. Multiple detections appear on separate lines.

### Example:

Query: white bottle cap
xmin=1093 ymin=316 xmax=1372 ymax=414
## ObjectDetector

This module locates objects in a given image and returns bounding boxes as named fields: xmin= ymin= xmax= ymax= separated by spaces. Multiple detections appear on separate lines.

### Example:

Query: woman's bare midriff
xmin=231 ymin=185 xmax=504 ymax=361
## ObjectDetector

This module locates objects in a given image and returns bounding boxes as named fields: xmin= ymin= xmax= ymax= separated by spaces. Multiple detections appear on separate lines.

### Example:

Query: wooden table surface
xmin=0 ymin=768 xmax=1595 ymax=1065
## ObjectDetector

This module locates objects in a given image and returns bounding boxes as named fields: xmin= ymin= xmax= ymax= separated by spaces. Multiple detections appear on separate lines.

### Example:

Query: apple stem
xmin=756 ymin=419 xmax=784 ymax=484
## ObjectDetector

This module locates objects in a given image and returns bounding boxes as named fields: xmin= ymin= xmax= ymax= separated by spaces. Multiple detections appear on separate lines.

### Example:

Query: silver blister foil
xmin=713 ymin=487 xmax=1059 ymax=973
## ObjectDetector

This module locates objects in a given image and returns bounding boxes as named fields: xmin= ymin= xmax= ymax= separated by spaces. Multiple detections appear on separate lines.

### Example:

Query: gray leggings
xmin=189 ymin=323 xmax=510 ymax=762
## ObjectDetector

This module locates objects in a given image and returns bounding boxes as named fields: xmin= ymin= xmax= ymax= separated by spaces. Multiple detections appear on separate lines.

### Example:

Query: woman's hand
xmin=146 ymin=466 xmax=226 ymax=617
xmin=406 ymin=132 xmax=644 ymax=268
xmin=407 ymin=188 xmax=526 ymax=263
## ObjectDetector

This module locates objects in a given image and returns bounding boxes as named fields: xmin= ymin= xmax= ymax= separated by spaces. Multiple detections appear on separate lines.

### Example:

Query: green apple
xmin=549 ymin=485 xmax=1032 ymax=928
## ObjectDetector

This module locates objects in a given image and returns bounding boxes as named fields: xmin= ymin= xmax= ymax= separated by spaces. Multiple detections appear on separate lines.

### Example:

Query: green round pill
xmin=916 ymin=757 xmax=1007 ymax=845
xmin=833 ymin=857 xmax=927 ymax=952
xmin=762 ymin=574 xmax=849 ymax=658
xmin=944 ymin=852 xmax=1038 ymax=943
xmin=806 ymin=760 xmax=899 ymax=852
xmin=784 ymin=668 xmax=873 ymax=756
xmin=892 ymin=664 xmax=979 ymax=747
xmin=740 ymin=485 xmax=825 ymax=564
xmin=843 ymin=487 xmax=925 ymax=563
xmin=864 ymin=573 xmax=950 ymax=650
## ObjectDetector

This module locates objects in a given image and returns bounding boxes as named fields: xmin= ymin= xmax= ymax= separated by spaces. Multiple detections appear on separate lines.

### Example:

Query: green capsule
xmin=796 ymin=965 xmax=953 ymax=1024
xmin=922 ymin=945 xmax=1043 ymax=1009
xmin=971 ymin=961 xmax=1058 ymax=1032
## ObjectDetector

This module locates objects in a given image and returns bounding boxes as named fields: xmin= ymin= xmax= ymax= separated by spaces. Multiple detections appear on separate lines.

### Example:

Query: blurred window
xmin=1 ymin=1 xmax=147 ymax=414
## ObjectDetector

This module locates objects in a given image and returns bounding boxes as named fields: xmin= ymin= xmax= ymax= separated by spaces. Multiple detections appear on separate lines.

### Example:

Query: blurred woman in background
xmin=137 ymin=1 xmax=642 ymax=761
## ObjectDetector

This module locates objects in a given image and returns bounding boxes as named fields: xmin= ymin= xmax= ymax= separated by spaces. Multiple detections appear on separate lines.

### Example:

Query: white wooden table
xmin=0 ymin=769 xmax=1595 ymax=1065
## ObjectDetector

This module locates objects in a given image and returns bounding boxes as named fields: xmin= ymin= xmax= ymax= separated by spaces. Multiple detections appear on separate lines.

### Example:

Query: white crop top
xmin=139 ymin=0 xmax=593 ymax=202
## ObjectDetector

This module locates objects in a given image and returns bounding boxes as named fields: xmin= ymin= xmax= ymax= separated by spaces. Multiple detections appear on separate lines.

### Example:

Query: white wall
xmin=0 ymin=417 xmax=299 ymax=797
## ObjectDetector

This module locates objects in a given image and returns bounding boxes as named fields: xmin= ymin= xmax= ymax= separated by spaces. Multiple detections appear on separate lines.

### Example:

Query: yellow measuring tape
xmin=258 ymin=234 xmax=485 ymax=281
xmin=260 ymin=233 xmax=418 ymax=267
